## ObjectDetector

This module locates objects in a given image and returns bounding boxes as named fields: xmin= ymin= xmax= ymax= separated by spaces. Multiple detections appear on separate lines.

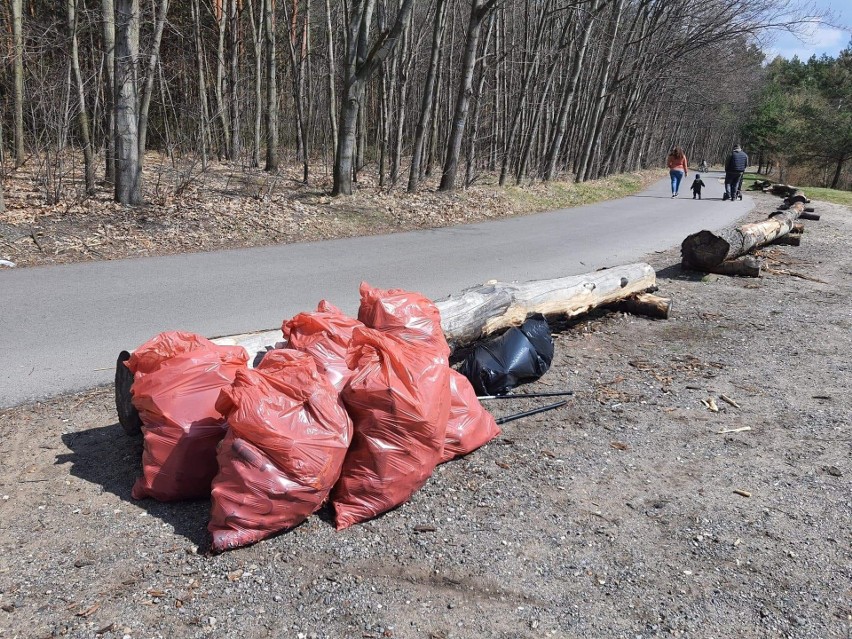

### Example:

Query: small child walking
xmin=691 ymin=174 xmax=706 ymax=200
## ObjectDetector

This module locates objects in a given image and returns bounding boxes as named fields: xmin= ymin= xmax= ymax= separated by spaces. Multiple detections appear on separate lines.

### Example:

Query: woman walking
xmin=666 ymin=146 xmax=688 ymax=197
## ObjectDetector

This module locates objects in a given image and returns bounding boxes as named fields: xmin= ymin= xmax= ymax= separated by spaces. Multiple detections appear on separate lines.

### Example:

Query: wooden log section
xmin=681 ymin=201 xmax=804 ymax=270
xmin=431 ymin=262 xmax=658 ymax=346
xmin=608 ymin=292 xmax=672 ymax=319
xmin=704 ymin=256 xmax=763 ymax=278
xmin=785 ymin=190 xmax=809 ymax=205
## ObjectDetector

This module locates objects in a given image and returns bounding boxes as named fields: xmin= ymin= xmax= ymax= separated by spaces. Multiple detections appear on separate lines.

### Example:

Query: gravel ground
xmin=1 ymin=192 xmax=850 ymax=639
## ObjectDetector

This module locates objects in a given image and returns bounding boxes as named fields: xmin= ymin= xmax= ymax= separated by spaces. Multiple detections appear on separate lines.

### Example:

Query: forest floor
xmin=0 ymin=187 xmax=850 ymax=638
xmin=0 ymin=156 xmax=657 ymax=268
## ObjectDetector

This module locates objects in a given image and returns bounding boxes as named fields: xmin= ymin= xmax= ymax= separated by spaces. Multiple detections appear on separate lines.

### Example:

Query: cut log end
xmin=680 ymin=230 xmax=733 ymax=271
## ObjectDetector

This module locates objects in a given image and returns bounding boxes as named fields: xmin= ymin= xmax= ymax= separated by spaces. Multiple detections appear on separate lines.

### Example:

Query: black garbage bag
xmin=459 ymin=315 xmax=554 ymax=396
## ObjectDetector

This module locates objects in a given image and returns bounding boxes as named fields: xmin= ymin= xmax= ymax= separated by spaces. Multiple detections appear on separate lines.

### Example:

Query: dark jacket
xmin=725 ymin=149 xmax=748 ymax=173
xmin=691 ymin=178 xmax=705 ymax=191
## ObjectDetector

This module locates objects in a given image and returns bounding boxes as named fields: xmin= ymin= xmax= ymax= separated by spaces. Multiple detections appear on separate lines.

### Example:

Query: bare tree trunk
xmin=439 ymin=0 xmax=497 ymax=192
xmin=114 ymin=0 xmax=141 ymax=204
xmin=137 ymin=0 xmax=170 ymax=166
xmin=542 ymin=1 xmax=600 ymax=182
xmin=68 ymin=0 xmax=96 ymax=194
xmin=465 ymin=12 xmax=495 ymax=187
xmin=408 ymin=0 xmax=447 ymax=192
xmin=324 ymin=0 xmax=339 ymax=156
xmin=102 ymin=0 xmax=116 ymax=181
xmin=191 ymin=0 xmax=210 ymax=169
xmin=390 ymin=9 xmax=412 ymax=187
xmin=282 ymin=0 xmax=309 ymax=182
xmin=576 ymin=0 xmax=623 ymax=183
xmin=333 ymin=0 xmax=415 ymax=196
xmin=498 ymin=0 xmax=553 ymax=186
xmin=215 ymin=0 xmax=230 ymax=159
xmin=11 ymin=0 xmax=26 ymax=166
xmin=228 ymin=0 xmax=242 ymax=161
xmin=248 ymin=0 xmax=264 ymax=168
xmin=264 ymin=0 xmax=279 ymax=172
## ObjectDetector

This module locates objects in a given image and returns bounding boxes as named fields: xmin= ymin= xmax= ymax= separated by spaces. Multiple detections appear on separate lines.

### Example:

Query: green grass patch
xmin=504 ymin=170 xmax=656 ymax=214
xmin=742 ymin=172 xmax=852 ymax=207
xmin=795 ymin=186 xmax=852 ymax=207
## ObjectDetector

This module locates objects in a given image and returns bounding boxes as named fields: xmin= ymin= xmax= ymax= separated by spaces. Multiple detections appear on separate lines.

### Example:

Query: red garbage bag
xmin=357 ymin=283 xmax=450 ymax=359
xmin=331 ymin=327 xmax=451 ymax=529
xmin=442 ymin=370 xmax=501 ymax=463
xmin=281 ymin=300 xmax=363 ymax=391
xmin=126 ymin=332 xmax=248 ymax=502
xmin=209 ymin=350 xmax=352 ymax=551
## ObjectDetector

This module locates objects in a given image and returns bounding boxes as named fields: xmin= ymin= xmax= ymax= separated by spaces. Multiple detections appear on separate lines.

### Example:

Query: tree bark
xmin=436 ymin=262 xmax=657 ymax=346
xmin=608 ymin=292 xmax=672 ymax=320
xmin=681 ymin=202 xmax=805 ymax=270
xmin=191 ymin=0 xmax=210 ymax=169
xmin=114 ymin=0 xmax=141 ymax=205
xmin=408 ymin=0 xmax=447 ymax=192
xmin=333 ymin=0 xmax=416 ymax=196
xmin=102 ymin=0 xmax=117 ymax=182
xmin=264 ymin=0 xmax=279 ymax=172
xmin=248 ymin=0 xmax=264 ymax=168
xmin=215 ymin=0 xmax=230 ymax=159
xmin=137 ymin=0 xmax=170 ymax=166
xmin=439 ymin=0 xmax=496 ymax=192
xmin=324 ymin=0 xmax=339 ymax=156
xmin=68 ymin=0 xmax=96 ymax=195
xmin=11 ymin=0 xmax=26 ymax=166
xmin=228 ymin=0 xmax=242 ymax=161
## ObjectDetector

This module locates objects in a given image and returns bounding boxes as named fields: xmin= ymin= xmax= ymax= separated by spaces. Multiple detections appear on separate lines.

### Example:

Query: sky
xmin=762 ymin=0 xmax=851 ymax=61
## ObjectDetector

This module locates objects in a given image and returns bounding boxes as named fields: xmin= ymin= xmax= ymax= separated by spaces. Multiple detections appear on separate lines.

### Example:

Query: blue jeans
xmin=669 ymin=169 xmax=684 ymax=195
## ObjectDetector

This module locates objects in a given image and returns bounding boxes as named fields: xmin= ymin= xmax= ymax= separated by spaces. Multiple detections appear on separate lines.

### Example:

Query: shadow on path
xmin=57 ymin=424 xmax=211 ymax=547
xmin=656 ymin=261 xmax=709 ymax=282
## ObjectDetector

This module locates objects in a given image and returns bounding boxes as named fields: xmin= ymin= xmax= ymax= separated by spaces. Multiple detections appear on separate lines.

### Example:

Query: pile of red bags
xmin=208 ymin=350 xmax=352 ymax=552
xmin=126 ymin=332 xmax=248 ymax=501
xmin=282 ymin=300 xmax=363 ymax=391
xmin=125 ymin=283 xmax=501 ymax=549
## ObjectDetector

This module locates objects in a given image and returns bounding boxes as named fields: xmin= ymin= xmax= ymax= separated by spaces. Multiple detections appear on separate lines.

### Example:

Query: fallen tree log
xmin=784 ymin=190 xmax=809 ymax=205
xmin=703 ymin=256 xmax=763 ymax=278
xmin=435 ymin=263 xmax=656 ymax=346
xmin=608 ymin=292 xmax=672 ymax=319
xmin=214 ymin=264 xmax=658 ymax=352
xmin=681 ymin=201 xmax=804 ymax=270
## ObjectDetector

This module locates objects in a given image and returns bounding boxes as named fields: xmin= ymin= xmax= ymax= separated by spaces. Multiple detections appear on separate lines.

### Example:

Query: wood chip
xmin=413 ymin=525 xmax=436 ymax=533
xmin=610 ymin=441 xmax=630 ymax=451
xmin=733 ymin=489 xmax=751 ymax=498
xmin=719 ymin=394 xmax=741 ymax=409
xmin=717 ymin=426 xmax=751 ymax=434
xmin=495 ymin=461 xmax=511 ymax=469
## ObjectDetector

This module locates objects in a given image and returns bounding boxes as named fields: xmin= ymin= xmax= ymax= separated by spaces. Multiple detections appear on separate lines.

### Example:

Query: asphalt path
xmin=0 ymin=170 xmax=748 ymax=407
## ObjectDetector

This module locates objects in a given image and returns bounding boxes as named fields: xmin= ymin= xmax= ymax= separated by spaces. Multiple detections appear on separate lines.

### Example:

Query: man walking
xmin=724 ymin=145 xmax=748 ymax=201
